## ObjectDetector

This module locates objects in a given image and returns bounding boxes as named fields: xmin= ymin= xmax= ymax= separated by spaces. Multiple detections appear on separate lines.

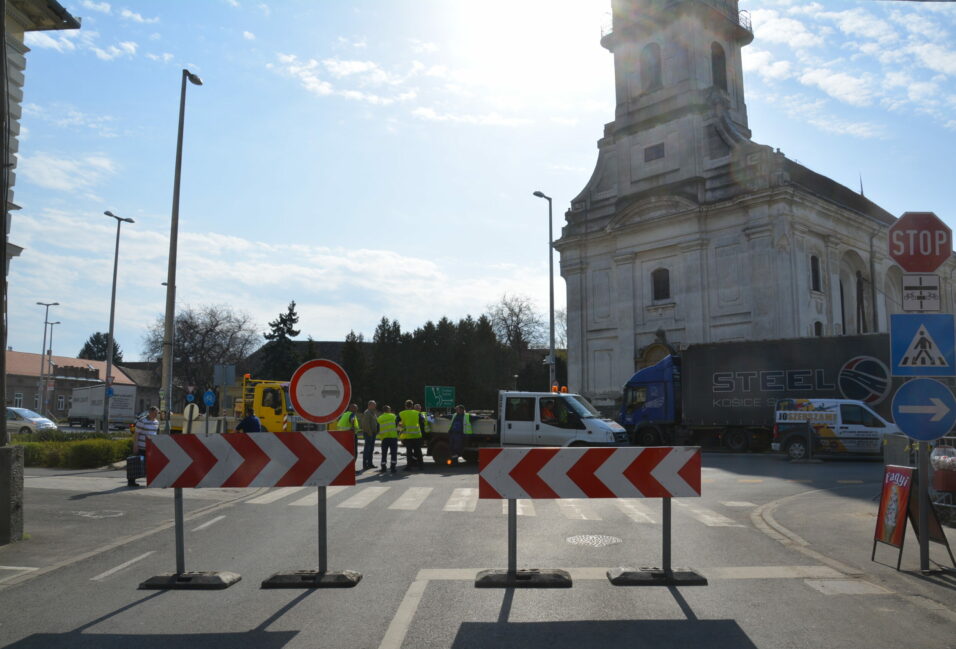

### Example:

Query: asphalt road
xmin=1 ymin=450 xmax=954 ymax=649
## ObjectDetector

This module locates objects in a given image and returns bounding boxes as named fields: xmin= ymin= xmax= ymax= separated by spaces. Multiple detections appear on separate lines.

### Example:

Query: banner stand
xmin=608 ymin=498 xmax=708 ymax=587
xmin=475 ymin=499 xmax=572 ymax=588
xmin=262 ymin=486 xmax=362 ymax=589
xmin=140 ymin=416 xmax=241 ymax=590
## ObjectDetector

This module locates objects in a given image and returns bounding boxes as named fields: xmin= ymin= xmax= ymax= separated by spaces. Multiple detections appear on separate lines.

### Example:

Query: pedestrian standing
xmin=359 ymin=400 xmax=380 ymax=470
xmin=447 ymin=404 xmax=473 ymax=465
xmin=129 ymin=406 xmax=159 ymax=487
xmin=235 ymin=405 xmax=262 ymax=432
xmin=376 ymin=405 xmax=399 ymax=473
xmin=398 ymin=399 xmax=424 ymax=471
xmin=334 ymin=403 xmax=362 ymax=462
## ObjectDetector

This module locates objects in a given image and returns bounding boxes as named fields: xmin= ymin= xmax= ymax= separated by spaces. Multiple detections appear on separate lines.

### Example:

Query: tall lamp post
xmin=45 ymin=321 xmax=60 ymax=415
xmin=532 ymin=191 xmax=556 ymax=390
xmin=36 ymin=301 xmax=58 ymax=412
xmin=160 ymin=68 xmax=202 ymax=435
xmin=102 ymin=211 xmax=134 ymax=433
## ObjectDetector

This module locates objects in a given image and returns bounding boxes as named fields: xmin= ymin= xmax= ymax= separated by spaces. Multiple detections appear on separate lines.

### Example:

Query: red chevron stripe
xmin=221 ymin=434 xmax=270 ymax=487
xmin=567 ymin=448 xmax=617 ymax=497
xmin=478 ymin=474 xmax=503 ymax=499
xmin=678 ymin=449 xmax=702 ymax=495
xmin=511 ymin=448 xmax=560 ymax=498
xmin=171 ymin=435 xmax=219 ymax=488
xmin=275 ymin=432 xmax=325 ymax=486
xmin=622 ymin=447 xmax=671 ymax=497
xmin=478 ymin=447 xmax=503 ymax=473
xmin=145 ymin=439 xmax=168 ymax=485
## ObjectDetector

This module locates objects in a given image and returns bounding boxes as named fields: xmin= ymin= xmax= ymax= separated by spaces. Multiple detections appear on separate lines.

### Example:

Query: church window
xmin=640 ymin=43 xmax=662 ymax=92
xmin=711 ymin=42 xmax=727 ymax=92
xmin=652 ymin=268 xmax=670 ymax=301
xmin=644 ymin=143 xmax=665 ymax=162
xmin=810 ymin=255 xmax=821 ymax=292
xmin=813 ymin=321 xmax=823 ymax=337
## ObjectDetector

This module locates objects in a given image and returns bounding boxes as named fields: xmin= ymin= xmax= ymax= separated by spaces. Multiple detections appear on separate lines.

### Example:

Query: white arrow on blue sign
xmin=891 ymin=378 xmax=956 ymax=442
xmin=203 ymin=389 xmax=216 ymax=407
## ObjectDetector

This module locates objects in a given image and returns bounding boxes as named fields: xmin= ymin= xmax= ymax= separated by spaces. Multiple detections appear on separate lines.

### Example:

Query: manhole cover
xmin=566 ymin=534 xmax=622 ymax=548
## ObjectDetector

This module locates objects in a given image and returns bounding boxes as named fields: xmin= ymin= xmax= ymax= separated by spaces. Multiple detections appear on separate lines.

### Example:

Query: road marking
xmin=289 ymin=486 xmax=346 ymax=506
xmin=443 ymin=488 xmax=477 ymax=512
xmin=0 ymin=566 xmax=38 ymax=571
xmin=615 ymin=499 xmax=655 ymax=523
xmin=246 ymin=487 xmax=306 ymax=504
xmin=338 ymin=486 xmax=389 ymax=508
xmin=191 ymin=515 xmax=226 ymax=532
xmin=836 ymin=480 xmax=864 ymax=484
xmin=389 ymin=487 xmax=433 ymax=510
xmin=674 ymin=501 xmax=742 ymax=527
xmin=707 ymin=565 xmax=843 ymax=579
xmin=500 ymin=499 xmax=536 ymax=516
xmin=804 ymin=579 xmax=892 ymax=595
xmin=556 ymin=499 xmax=602 ymax=520
xmin=721 ymin=501 xmax=757 ymax=508
xmin=90 ymin=551 xmax=154 ymax=582
xmin=379 ymin=575 xmax=428 ymax=649
xmin=737 ymin=479 xmax=764 ymax=483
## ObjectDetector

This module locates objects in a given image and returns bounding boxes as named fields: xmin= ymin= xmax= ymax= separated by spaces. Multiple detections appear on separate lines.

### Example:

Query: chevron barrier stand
xmin=476 ymin=446 xmax=707 ymax=588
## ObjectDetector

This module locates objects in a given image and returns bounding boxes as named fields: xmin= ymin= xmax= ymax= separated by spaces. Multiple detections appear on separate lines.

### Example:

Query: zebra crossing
xmin=241 ymin=484 xmax=746 ymax=527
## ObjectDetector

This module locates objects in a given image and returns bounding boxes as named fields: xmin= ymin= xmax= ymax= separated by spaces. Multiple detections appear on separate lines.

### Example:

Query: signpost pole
xmin=508 ymin=498 xmax=517 ymax=577
xmin=919 ymin=443 xmax=930 ymax=572
xmin=318 ymin=486 xmax=327 ymax=574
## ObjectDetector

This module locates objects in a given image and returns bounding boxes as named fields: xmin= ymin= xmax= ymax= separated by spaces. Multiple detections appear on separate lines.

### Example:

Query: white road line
xmin=556 ymin=499 xmax=602 ymax=520
xmin=674 ymin=500 xmax=743 ymax=527
xmin=615 ymin=499 xmax=655 ymax=523
xmin=379 ymin=576 xmax=427 ymax=649
xmin=90 ymin=552 xmax=154 ymax=582
xmin=245 ymin=487 xmax=306 ymax=504
xmin=191 ymin=515 xmax=226 ymax=532
xmin=389 ymin=487 xmax=433 ymax=510
xmin=289 ymin=486 xmax=346 ymax=507
xmin=0 ymin=566 xmax=38 ymax=571
xmin=443 ymin=488 xmax=478 ymax=512
xmin=338 ymin=486 xmax=390 ymax=509
xmin=722 ymin=501 xmax=757 ymax=508
xmin=500 ymin=499 xmax=536 ymax=516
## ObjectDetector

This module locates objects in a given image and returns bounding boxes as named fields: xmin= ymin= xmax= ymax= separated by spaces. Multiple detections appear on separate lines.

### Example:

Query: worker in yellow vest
xmin=376 ymin=405 xmax=399 ymax=473
xmin=398 ymin=399 xmax=424 ymax=471
xmin=334 ymin=403 xmax=362 ymax=460
xmin=447 ymin=404 xmax=473 ymax=465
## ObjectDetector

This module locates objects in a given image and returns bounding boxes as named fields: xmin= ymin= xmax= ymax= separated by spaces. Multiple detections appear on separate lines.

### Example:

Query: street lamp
xmin=160 ymin=68 xmax=202 ymax=435
xmin=45 ymin=321 xmax=60 ymax=415
xmin=102 ymin=210 xmax=134 ymax=433
xmin=36 ymin=301 xmax=58 ymax=412
xmin=533 ymin=190 xmax=556 ymax=390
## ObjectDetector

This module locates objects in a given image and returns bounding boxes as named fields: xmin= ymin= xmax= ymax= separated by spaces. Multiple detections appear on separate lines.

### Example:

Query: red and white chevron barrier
xmin=478 ymin=446 xmax=700 ymax=499
xmin=146 ymin=431 xmax=355 ymax=488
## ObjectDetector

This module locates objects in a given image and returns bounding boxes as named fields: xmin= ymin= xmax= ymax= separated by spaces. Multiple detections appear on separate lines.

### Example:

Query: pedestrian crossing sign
xmin=890 ymin=314 xmax=955 ymax=376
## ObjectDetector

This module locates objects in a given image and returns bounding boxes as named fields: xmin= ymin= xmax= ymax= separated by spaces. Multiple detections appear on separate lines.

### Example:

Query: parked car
xmin=6 ymin=407 xmax=58 ymax=435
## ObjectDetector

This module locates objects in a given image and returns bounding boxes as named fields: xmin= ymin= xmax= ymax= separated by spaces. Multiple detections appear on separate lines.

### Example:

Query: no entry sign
xmin=889 ymin=211 xmax=952 ymax=273
xmin=289 ymin=359 xmax=351 ymax=424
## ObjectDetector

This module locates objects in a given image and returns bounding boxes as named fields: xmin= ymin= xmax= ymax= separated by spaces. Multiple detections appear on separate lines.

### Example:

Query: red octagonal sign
xmin=888 ymin=211 xmax=952 ymax=273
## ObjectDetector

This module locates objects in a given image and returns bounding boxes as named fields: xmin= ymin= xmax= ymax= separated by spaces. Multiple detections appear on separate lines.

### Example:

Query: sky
xmin=7 ymin=0 xmax=956 ymax=364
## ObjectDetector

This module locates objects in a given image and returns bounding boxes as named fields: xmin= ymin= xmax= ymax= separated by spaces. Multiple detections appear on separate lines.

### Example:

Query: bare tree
xmin=554 ymin=308 xmax=568 ymax=349
xmin=486 ymin=293 xmax=546 ymax=352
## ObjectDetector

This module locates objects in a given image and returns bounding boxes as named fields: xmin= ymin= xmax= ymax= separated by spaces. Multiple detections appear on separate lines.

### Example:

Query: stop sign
xmin=888 ymin=211 xmax=952 ymax=273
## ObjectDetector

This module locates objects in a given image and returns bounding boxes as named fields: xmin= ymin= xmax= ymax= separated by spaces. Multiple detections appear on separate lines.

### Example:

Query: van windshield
xmin=564 ymin=395 xmax=600 ymax=418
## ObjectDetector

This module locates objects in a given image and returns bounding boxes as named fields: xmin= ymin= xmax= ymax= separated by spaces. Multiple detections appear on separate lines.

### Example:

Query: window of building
xmin=810 ymin=255 xmax=822 ymax=292
xmin=652 ymin=268 xmax=670 ymax=301
xmin=57 ymin=395 xmax=65 ymax=410
xmin=711 ymin=42 xmax=727 ymax=92
xmin=644 ymin=143 xmax=665 ymax=162
xmin=813 ymin=321 xmax=823 ymax=336
xmin=14 ymin=393 xmax=22 ymax=407
xmin=640 ymin=42 xmax=662 ymax=91
xmin=33 ymin=394 xmax=39 ymax=409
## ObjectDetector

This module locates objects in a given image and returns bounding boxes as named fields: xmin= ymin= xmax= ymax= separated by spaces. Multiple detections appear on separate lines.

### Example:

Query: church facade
xmin=555 ymin=0 xmax=955 ymax=406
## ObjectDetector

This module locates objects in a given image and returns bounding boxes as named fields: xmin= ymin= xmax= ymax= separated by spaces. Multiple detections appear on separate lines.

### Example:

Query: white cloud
xmin=224 ymin=0 xmax=239 ymax=6
xmin=243 ymin=31 xmax=256 ymax=41
xmin=91 ymin=42 xmax=136 ymax=61
xmin=259 ymin=3 xmax=271 ymax=17
xmin=799 ymin=68 xmax=874 ymax=106
xmin=120 ymin=9 xmax=158 ymax=23
xmin=742 ymin=49 xmax=793 ymax=81
xmin=410 ymin=39 xmax=438 ymax=54
xmin=26 ymin=103 xmax=118 ymax=137
xmin=81 ymin=1 xmax=111 ymax=13
xmin=906 ymin=42 xmax=956 ymax=76
xmin=272 ymin=53 xmax=418 ymax=105
xmin=146 ymin=52 xmax=174 ymax=63
xmin=750 ymin=10 xmax=824 ymax=50
xmin=411 ymin=107 xmax=530 ymax=127
xmin=24 ymin=31 xmax=77 ymax=53
xmin=820 ymin=8 xmax=898 ymax=45
xmin=18 ymin=152 xmax=118 ymax=192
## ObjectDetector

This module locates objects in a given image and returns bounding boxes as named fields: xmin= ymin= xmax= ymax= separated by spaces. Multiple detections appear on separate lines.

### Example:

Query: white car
xmin=6 ymin=407 xmax=58 ymax=435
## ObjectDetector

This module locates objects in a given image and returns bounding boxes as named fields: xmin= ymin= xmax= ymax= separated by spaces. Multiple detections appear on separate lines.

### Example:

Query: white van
xmin=498 ymin=391 xmax=628 ymax=447
xmin=771 ymin=398 xmax=900 ymax=460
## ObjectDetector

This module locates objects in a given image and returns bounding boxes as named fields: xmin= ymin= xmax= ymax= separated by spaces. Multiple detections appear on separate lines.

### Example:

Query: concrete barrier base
xmin=474 ymin=569 xmax=572 ymax=588
xmin=139 ymin=571 xmax=241 ymax=590
xmin=607 ymin=566 xmax=708 ymax=586
xmin=261 ymin=569 xmax=362 ymax=588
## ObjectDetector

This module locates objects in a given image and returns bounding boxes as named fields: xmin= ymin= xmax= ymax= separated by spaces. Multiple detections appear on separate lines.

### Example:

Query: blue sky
xmin=8 ymin=0 xmax=956 ymax=364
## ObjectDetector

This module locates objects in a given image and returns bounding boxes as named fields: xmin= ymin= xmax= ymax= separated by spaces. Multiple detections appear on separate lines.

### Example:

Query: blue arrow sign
xmin=890 ymin=313 xmax=955 ymax=377
xmin=203 ymin=389 xmax=216 ymax=407
xmin=891 ymin=378 xmax=956 ymax=442
xmin=185 ymin=393 xmax=195 ymax=403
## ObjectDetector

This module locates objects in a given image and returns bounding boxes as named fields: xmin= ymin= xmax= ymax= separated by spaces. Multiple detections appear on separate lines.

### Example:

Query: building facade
xmin=555 ymin=0 xmax=955 ymax=406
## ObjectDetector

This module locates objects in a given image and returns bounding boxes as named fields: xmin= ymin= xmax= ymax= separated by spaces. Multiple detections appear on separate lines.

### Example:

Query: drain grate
xmin=566 ymin=534 xmax=622 ymax=548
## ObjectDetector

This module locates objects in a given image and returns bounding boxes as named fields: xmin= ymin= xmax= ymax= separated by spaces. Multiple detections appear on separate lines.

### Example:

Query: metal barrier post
xmin=508 ymin=499 xmax=517 ymax=576
xmin=662 ymin=497 xmax=671 ymax=578
xmin=318 ymin=486 xmax=328 ymax=574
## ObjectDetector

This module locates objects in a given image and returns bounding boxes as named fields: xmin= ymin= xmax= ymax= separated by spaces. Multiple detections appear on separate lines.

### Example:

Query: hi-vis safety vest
xmin=451 ymin=413 xmax=473 ymax=435
xmin=421 ymin=412 xmax=432 ymax=433
xmin=336 ymin=411 xmax=361 ymax=434
xmin=398 ymin=409 xmax=421 ymax=439
xmin=376 ymin=413 xmax=398 ymax=439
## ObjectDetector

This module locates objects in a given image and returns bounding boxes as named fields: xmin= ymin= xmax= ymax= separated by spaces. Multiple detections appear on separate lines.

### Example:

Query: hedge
xmin=15 ymin=437 xmax=134 ymax=469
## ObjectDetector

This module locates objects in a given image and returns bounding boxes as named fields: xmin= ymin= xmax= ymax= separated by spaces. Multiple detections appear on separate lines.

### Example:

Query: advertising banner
xmin=874 ymin=465 xmax=913 ymax=549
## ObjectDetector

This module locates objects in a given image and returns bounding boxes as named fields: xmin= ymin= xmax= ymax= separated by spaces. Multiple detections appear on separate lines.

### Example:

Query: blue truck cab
xmin=620 ymin=355 xmax=681 ymax=445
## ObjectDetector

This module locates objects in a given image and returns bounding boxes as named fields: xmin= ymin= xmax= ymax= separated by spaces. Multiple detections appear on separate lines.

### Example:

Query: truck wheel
xmin=635 ymin=426 xmax=661 ymax=446
xmin=430 ymin=439 xmax=450 ymax=466
xmin=461 ymin=450 xmax=479 ymax=464
xmin=724 ymin=428 xmax=750 ymax=452
xmin=784 ymin=437 xmax=808 ymax=461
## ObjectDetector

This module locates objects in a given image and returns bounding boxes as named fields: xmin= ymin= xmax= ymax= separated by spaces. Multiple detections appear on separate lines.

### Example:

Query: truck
xmin=68 ymin=384 xmax=137 ymax=428
xmin=619 ymin=333 xmax=899 ymax=451
xmin=424 ymin=390 xmax=628 ymax=465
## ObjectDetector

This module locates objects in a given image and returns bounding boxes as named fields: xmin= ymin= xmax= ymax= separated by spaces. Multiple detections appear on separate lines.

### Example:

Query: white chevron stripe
xmin=149 ymin=436 xmax=192 ymax=487
xmin=195 ymin=434 xmax=243 ymax=487
xmin=480 ymin=449 xmax=531 ymax=498
xmin=537 ymin=450 xmax=586 ymax=498
xmin=594 ymin=448 xmax=644 ymax=497
xmin=306 ymin=433 xmax=353 ymax=484
xmin=246 ymin=434 xmax=298 ymax=487
xmin=651 ymin=447 xmax=699 ymax=497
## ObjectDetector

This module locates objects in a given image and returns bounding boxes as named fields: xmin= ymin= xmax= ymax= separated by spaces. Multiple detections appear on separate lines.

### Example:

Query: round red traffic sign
xmin=289 ymin=359 xmax=351 ymax=424
xmin=888 ymin=211 xmax=952 ymax=273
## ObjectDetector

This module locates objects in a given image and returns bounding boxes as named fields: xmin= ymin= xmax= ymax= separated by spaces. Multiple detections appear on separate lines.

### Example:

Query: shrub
xmin=15 ymin=438 xmax=132 ymax=468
